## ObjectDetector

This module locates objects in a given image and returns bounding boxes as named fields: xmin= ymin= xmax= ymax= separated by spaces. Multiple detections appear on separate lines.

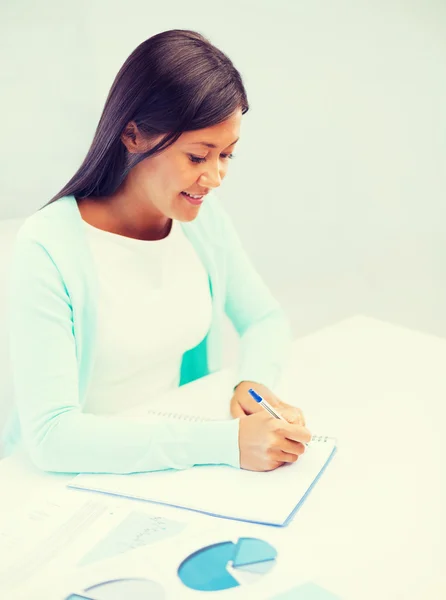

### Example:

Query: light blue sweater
xmin=2 ymin=193 xmax=291 ymax=473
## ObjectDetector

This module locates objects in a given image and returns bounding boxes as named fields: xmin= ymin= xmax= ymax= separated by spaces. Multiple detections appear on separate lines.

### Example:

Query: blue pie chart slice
xmin=233 ymin=537 xmax=277 ymax=567
xmin=178 ymin=538 xmax=277 ymax=592
xmin=178 ymin=541 xmax=239 ymax=591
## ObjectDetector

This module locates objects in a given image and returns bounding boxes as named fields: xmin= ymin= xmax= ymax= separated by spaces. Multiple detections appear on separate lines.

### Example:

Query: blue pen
xmin=248 ymin=388 xmax=287 ymax=421
xmin=248 ymin=388 xmax=310 ymax=446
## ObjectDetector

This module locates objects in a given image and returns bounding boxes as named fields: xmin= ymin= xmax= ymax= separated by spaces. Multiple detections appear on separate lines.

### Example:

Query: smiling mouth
xmin=181 ymin=191 xmax=205 ymax=205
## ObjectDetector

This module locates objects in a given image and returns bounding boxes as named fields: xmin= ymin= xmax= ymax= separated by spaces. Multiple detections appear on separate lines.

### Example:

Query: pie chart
xmin=64 ymin=577 xmax=166 ymax=599
xmin=178 ymin=537 xmax=277 ymax=591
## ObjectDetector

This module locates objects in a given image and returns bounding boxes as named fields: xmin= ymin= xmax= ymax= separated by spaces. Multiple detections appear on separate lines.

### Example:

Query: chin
xmin=177 ymin=208 xmax=201 ymax=223
xmin=173 ymin=195 xmax=203 ymax=222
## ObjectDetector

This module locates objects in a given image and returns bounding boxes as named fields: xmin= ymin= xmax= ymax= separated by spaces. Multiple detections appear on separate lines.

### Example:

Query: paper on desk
xmin=78 ymin=510 xmax=185 ymax=566
xmin=10 ymin=550 xmax=170 ymax=600
xmin=270 ymin=582 xmax=342 ymax=599
xmin=0 ymin=490 xmax=106 ymax=590
xmin=0 ymin=488 xmax=185 ymax=592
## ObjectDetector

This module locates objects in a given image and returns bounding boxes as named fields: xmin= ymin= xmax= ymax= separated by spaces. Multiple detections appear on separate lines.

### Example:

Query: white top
xmin=82 ymin=219 xmax=213 ymax=414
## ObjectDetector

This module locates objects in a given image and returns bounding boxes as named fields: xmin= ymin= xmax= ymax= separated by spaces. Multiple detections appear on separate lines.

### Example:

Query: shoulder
xmin=12 ymin=196 xmax=87 ymax=287
xmin=15 ymin=196 xmax=81 ymax=246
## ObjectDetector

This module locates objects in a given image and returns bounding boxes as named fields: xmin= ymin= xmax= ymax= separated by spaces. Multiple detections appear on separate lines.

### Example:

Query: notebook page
xmin=70 ymin=437 xmax=336 ymax=526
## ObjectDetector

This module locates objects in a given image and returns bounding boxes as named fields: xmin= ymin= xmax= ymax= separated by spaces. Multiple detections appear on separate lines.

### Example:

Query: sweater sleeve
xmin=218 ymin=205 xmax=292 ymax=390
xmin=8 ymin=232 xmax=240 ymax=474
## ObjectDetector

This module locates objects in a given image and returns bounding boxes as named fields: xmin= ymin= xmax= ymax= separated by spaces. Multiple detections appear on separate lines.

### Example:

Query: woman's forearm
xmin=25 ymin=411 xmax=240 ymax=474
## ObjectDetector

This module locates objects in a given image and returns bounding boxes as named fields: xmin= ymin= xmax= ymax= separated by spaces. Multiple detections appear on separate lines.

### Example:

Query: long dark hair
xmin=43 ymin=29 xmax=249 ymax=208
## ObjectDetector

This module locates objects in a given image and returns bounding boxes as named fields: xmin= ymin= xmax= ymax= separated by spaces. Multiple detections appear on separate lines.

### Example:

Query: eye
xmin=188 ymin=153 xmax=235 ymax=164
xmin=189 ymin=155 xmax=206 ymax=164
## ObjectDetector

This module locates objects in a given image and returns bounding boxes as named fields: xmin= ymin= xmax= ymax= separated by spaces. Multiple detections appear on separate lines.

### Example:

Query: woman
xmin=2 ymin=29 xmax=311 ymax=474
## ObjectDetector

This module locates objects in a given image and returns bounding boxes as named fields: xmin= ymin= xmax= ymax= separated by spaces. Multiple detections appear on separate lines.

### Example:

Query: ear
xmin=121 ymin=121 xmax=151 ymax=154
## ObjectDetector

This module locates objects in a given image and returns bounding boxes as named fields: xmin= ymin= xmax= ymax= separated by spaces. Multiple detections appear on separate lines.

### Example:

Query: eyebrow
xmin=191 ymin=138 xmax=239 ymax=149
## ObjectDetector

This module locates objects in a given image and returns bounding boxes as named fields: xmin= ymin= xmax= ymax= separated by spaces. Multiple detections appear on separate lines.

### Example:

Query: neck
xmin=78 ymin=188 xmax=172 ymax=241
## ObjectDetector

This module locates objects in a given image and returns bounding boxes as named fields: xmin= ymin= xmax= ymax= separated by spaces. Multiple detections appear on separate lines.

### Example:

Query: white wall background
xmin=1 ymin=0 xmax=445 ymax=342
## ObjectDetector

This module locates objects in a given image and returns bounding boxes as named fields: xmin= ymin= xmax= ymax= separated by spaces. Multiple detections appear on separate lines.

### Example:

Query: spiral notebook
xmin=69 ymin=409 xmax=337 ymax=527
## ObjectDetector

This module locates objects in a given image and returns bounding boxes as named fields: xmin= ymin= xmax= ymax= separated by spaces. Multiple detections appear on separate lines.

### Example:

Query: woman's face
xmin=124 ymin=109 xmax=242 ymax=223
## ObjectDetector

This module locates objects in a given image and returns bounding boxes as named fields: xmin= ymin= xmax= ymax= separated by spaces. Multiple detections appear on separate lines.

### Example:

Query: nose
xmin=199 ymin=162 xmax=223 ymax=189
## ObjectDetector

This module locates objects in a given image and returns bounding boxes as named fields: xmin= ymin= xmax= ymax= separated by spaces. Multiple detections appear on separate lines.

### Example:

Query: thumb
xmin=287 ymin=409 xmax=305 ymax=427
xmin=278 ymin=405 xmax=302 ymax=425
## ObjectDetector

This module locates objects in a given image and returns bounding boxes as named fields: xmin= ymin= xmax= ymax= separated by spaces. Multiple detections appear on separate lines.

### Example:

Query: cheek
xmin=143 ymin=155 xmax=199 ymax=196
xmin=159 ymin=158 xmax=188 ymax=188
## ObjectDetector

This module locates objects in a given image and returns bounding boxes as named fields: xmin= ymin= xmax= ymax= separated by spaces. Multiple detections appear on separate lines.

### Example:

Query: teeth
xmin=183 ymin=192 xmax=203 ymax=199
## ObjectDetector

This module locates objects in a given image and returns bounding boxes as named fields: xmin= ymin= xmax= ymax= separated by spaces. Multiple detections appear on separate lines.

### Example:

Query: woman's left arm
xmin=219 ymin=204 xmax=305 ymax=424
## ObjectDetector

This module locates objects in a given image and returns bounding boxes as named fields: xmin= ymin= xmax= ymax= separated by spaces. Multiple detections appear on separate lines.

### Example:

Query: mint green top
xmin=2 ymin=194 xmax=291 ymax=473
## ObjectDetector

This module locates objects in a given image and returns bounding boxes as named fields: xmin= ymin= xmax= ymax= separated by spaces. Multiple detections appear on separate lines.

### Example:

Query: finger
xmin=274 ymin=404 xmax=305 ymax=426
xmin=230 ymin=404 xmax=246 ymax=418
xmin=230 ymin=399 xmax=247 ymax=419
xmin=297 ymin=408 xmax=306 ymax=427
xmin=265 ymin=460 xmax=285 ymax=471
xmin=276 ymin=422 xmax=312 ymax=444
xmin=233 ymin=395 xmax=258 ymax=416
xmin=270 ymin=450 xmax=299 ymax=464
xmin=289 ymin=408 xmax=306 ymax=427
xmin=284 ymin=410 xmax=304 ymax=426
xmin=280 ymin=439 xmax=306 ymax=456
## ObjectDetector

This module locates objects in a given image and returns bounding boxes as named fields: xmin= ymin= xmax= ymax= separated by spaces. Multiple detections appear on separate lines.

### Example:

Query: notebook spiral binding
xmin=310 ymin=435 xmax=329 ymax=443
xmin=146 ymin=410 xmax=216 ymax=422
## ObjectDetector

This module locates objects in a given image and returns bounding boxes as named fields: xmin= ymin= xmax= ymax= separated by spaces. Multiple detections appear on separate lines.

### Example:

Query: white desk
xmin=1 ymin=315 xmax=445 ymax=599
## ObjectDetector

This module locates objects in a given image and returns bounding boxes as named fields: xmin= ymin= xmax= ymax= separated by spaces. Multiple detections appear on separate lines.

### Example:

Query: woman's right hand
xmin=238 ymin=411 xmax=312 ymax=471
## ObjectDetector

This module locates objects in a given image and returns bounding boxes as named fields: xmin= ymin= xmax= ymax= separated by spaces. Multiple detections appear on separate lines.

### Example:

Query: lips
xmin=182 ymin=191 xmax=208 ymax=197
xmin=181 ymin=192 xmax=204 ymax=206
